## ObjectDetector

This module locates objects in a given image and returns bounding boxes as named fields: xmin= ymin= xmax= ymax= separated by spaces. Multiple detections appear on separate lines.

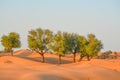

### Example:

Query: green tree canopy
xmin=63 ymin=32 xmax=80 ymax=63
xmin=28 ymin=28 xmax=53 ymax=62
xmin=78 ymin=34 xmax=103 ymax=61
xmin=28 ymin=28 xmax=103 ymax=63
xmin=50 ymin=31 xmax=65 ymax=64
xmin=1 ymin=32 xmax=21 ymax=56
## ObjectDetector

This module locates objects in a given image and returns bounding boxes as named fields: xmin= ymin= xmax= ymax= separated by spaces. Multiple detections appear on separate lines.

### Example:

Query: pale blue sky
xmin=0 ymin=0 xmax=120 ymax=51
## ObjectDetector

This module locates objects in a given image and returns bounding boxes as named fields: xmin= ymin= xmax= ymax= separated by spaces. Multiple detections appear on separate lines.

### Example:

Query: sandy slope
xmin=0 ymin=50 xmax=120 ymax=80
xmin=14 ymin=49 xmax=32 ymax=57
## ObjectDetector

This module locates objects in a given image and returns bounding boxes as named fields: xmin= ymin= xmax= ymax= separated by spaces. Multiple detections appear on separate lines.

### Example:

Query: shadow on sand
xmin=39 ymin=74 xmax=70 ymax=80
xmin=45 ymin=57 xmax=71 ymax=64
xmin=15 ymin=56 xmax=72 ymax=65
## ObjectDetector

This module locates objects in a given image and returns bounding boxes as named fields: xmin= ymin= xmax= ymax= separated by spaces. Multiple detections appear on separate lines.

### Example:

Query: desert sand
xmin=0 ymin=49 xmax=120 ymax=80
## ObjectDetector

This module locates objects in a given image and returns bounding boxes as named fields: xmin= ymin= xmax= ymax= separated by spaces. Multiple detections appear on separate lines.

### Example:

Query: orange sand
xmin=0 ymin=49 xmax=120 ymax=80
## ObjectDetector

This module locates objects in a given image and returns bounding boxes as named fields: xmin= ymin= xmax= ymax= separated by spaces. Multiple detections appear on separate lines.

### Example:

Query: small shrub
xmin=0 ymin=50 xmax=4 ymax=53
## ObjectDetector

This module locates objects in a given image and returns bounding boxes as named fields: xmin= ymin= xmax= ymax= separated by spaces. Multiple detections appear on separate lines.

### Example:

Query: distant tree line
xmin=97 ymin=50 xmax=118 ymax=59
xmin=0 ymin=28 xmax=103 ymax=64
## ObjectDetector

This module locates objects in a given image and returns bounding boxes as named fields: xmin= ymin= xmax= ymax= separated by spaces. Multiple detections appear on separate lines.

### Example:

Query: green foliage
xmin=1 ymin=32 xmax=21 ymax=52
xmin=28 ymin=28 xmax=53 ymax=62
xmin=87 ymin=34 xmax=103 ymax=57
xmin=63 ymin=32 xmax=80 ymax=54
xmin=78 ymin=34 xmax=103 ymax=61
xmin=50 ymin=31 xmax=65 ymax=56
xmin=63 ymin=32 xmax=81 ymax=62
xmin=28 ymin=28 xmax=53 ymax=51
xmin=77 ymin=35 xmax=88 ymax=56
xmin=45 ymin=31 xmax=103 ymax=62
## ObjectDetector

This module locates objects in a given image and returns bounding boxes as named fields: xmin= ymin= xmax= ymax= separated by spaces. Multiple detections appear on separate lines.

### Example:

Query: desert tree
xmin=78 ymin=34 xmax=103 ymax=61
xmin=28 ymin=28 xmax=53 ymax=62
xmin=86 ymin=34 xmax=103 ymax=60
xmin=63 ymin=32 xmax=80 ymax=63
xmin=50 ymin=31 xmax=65 ymax=64
xmin=1 ymin=32 xmax=21 ymax=56
xmin=77 ymin=35 xmax=88 ymax=61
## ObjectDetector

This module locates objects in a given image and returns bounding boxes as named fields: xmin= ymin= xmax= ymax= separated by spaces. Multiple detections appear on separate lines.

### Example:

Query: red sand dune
xmin=0 ymin=50 xmax=120 ymax=80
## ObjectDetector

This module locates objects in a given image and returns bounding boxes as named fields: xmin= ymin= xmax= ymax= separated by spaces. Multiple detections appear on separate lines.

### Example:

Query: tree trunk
xmin=87 ymin=55 xmax=90 ymax=61
xmin=37 ymin=51 xmax=45 ymax=63
xmin=90 ymin=56 xmax=92 ymax=60
xmin=58 ymin=54 xmax=61 ymax=65
xmin=11 ymin=50 xmax=13 ymax=56
xmin=41 ymin=54 xmax=45 ymax=63
xmin=79 ymin=55 xmax=84 ymax=61
xmin=73 ymin=53 xmax=76 ymax=63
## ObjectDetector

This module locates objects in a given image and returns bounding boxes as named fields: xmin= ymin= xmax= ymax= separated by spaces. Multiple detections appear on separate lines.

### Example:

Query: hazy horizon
xmin=0 ymin=0 xmax=120 ymax=51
